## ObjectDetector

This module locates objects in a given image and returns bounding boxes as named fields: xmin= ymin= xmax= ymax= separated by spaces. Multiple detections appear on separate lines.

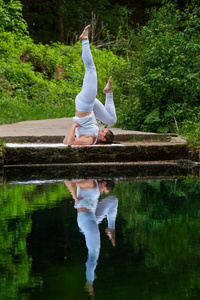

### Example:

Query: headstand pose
xmin=63 ymin=25 xmax=117 ymax=145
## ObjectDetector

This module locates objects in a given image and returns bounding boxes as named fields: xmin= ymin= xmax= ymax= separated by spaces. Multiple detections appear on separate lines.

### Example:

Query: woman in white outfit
xmin=63 ymin=25 xmax=117 ymax=145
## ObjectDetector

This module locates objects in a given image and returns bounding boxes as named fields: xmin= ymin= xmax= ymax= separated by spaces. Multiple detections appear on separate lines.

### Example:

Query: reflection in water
xmin=64 ymin=179 xmax=118 ymax=298
xmin=2 ymin=176 xmax=200 ymax=299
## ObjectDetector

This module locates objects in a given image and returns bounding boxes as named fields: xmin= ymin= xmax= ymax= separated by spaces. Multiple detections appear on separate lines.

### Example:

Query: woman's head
xmin=97 ymin=129 xmax=114 ymax=144
xmin=98 ymin=179 xmax=115 ymax=193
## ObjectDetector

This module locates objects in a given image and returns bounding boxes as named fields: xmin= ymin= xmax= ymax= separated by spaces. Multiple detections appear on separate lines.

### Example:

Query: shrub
xmin=117 ymin=3 xmax=200 ymax=133
xmin=0 ymin=34 xmax=126 ymax=124
xmin=0 ymin=0 xmax=28 ymax=35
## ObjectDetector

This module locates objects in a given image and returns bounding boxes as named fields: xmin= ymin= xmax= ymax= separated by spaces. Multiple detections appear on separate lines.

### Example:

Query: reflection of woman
xmin=78 ymin=206 xmax=100 ymax=284
xmin=96 ymin=196 xmax=118 ymax=247
xmin=64 ymin=180 xmax=104 ymax=284
xmin=64 ymin=179 xmax=117 ymax=296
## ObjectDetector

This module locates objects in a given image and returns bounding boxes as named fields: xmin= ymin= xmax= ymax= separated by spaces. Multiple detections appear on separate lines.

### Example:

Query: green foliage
xmin=0 ymin=0 xmax=28 ymax=35
xmin=117 ymin=3 xmax=200 ymax=133
xmin=0 ymin=0 xmax=127 ymax=125
xmin=0 ymin=29 xmax=126 ymax=124
xmin=180 ymin=108 xmax=200 ymax=145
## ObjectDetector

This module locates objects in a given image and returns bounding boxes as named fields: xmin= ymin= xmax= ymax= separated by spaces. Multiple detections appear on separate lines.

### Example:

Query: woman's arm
xmin=63 ymin=122 xmax=79 ymax=145
xmin=64 ymin=180 xmax=78 ymax=201
xmin=63 ymin=122 xmax=95 ymax=145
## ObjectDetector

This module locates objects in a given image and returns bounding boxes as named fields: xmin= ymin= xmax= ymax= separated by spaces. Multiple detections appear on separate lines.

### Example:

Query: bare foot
xmin=103 ymin=76 xmax=113 ymax=94
xmin=79 ymin=25 xmax=91 ymax=41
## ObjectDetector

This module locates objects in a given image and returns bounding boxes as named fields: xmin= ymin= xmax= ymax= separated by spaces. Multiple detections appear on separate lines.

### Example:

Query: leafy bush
xmin=117 ymin=3 xmax=200 ymax=133
xmin=181 ymin=109 xmax=200 ymax=144
xmin=0 ymin=0 xmax=28 ymax=34
xmin=0 ymin=35 xmax=126 ymax=124
xmin=0 ymin=0 xmax=126 ymax=124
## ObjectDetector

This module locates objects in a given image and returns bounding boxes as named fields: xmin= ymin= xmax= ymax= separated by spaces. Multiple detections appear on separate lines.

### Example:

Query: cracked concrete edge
xmin=0 ymin=117 xmax=183 ymax=142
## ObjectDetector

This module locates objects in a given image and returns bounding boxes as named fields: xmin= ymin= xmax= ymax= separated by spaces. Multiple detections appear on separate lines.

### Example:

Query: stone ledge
xmin=0 ymin=133 xmax=181 ymax=143
xmin=2 ymin=143 xmax=189 ymax=165
xmin=3 ymin=161 xmax=194 ymax=183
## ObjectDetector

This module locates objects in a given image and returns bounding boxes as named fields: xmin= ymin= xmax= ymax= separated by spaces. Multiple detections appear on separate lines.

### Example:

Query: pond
xmin=1 ymin=167 xmax=200 ymax=300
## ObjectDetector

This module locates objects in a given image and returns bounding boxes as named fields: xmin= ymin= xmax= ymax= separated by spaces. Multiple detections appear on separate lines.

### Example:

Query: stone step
xmin=2 ymin=142 xmax=190 ymax=166
xmin=3 ymin=162 xmax=195 ymax=183
xmin=1 ymin=133 xmax=178 ymax=143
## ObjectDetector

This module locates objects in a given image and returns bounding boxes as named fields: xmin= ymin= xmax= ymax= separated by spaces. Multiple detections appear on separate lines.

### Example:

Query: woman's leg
xmin=93 ymin=77 xmax=117 ymax=126
xmin=93 ymin=96 xmax=117 ymax=126
xmin=75 ymin=26 xmax=97 ymax=112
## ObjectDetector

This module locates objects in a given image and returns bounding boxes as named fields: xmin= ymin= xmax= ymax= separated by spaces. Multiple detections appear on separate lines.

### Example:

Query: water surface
xmin=1 ymin=175 xmax=200 ymax=299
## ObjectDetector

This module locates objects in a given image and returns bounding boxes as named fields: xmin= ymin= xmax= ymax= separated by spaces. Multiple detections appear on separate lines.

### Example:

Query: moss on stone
xmin=0 ymin=143 xmax=189 ymax=165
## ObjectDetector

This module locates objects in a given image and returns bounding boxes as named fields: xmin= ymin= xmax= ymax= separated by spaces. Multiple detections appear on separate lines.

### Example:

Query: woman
xmin=63 ymin=25 xmax=117 ymax=145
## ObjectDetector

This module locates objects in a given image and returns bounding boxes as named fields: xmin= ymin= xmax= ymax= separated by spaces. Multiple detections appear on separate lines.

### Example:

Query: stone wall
xmin=2 ymin=143 xmax=189 ymax=165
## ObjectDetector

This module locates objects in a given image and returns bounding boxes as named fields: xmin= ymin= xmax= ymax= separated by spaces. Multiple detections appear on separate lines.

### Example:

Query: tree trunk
xmin=58 ymin=0 xmax=65 ymax=42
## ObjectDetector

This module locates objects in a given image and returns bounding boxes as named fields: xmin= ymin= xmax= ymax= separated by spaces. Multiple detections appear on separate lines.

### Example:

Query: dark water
xmin=1 ymin=174 xmax=200 ymax=300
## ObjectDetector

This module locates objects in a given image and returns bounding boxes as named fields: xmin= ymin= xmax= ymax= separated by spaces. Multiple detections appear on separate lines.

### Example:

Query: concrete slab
xmin=5 ymin=143 xmax=122 ymax=147
xmin=0 ymin=118 xmax=144 ymax=137
xmin=0 ymin=117 xmax=178 ymax=143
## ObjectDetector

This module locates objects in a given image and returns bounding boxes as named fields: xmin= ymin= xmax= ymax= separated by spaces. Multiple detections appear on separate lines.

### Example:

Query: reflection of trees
xmin=0 ymin=184 xmax=69 ymax=217
xmin=2 ymin=177 xmax=200 ymax=299
xmin=0 ymin=183 xmax=68 ymax=299
xmin=115 ymin=177 xmax=200 ymax=299
xmin=0 ymin=216 xmax=38 ymax=299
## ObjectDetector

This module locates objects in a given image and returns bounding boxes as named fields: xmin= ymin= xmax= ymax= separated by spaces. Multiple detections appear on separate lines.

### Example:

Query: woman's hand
xmin=73 ymin=122 xmax=81 ymax=128
xmin=63 ymin=122 xmax=81 ymax=145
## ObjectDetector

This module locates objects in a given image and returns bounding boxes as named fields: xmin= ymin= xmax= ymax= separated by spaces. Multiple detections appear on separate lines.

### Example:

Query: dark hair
xmin=98 ymin=179 xmax=115 ymax=192
xmin=103 ymin=130 xmax=114 ymax=144
xmin=105 ymin=180 xmax=115 ymax=192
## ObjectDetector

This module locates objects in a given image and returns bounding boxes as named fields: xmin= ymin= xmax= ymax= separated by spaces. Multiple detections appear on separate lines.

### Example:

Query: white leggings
xmin=75 ymin=40 xmax=117 ymax=126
